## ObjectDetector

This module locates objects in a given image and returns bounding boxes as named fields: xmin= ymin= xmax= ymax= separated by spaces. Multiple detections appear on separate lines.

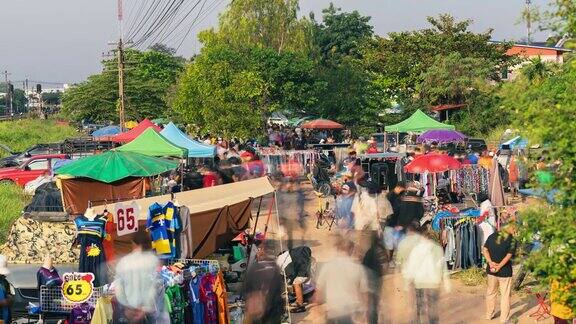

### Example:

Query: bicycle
xmin=315 ymin=200 xmax=337 ymax=230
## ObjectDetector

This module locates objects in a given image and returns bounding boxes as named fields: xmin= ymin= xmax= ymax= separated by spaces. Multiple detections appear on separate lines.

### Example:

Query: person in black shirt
xmin=482 ymin=224 xmax=517 ymax=323
xmin=397 ymin=183 xmax=424 ymax=228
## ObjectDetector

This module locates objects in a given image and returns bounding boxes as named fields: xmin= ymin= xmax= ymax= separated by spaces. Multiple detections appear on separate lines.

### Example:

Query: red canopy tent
xmin=112 ymin=118 xmax=162 ymax=143
xmin=301 ymin=118 xmax=344 ymax=129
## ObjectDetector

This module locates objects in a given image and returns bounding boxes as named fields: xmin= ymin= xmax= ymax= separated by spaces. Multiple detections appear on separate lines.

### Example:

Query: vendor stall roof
xmin=116 ymin=128 xmax=188 ymax=158
xmin=384 ymin=109 xmax=455 ymax=133
xmin=160 ymin=122 xmax=216 ymax=158
xmin=112 ymin=118 xmax=162 ymax=143
xmin=301 ymin=118 xmax=344 ymax=129
xmin=92 ymin=176 xmax=275 ymax=220
xmin=91 ymin=125 xmax=121 ymax=137
xmin=55 ymin=150 xmax=179 ymax=183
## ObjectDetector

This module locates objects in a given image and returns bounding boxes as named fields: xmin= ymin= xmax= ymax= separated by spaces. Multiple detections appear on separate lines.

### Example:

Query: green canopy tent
xmin=116 ymin=128 xmax=188 ymax=158
xmin=55 ymin=150 xmax=180 ymax=183
xmin=385 ymin=109 xmax=455 ymax=133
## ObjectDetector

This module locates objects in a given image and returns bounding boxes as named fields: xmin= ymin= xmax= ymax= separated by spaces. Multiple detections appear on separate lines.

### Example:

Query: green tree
xmin=172 ymin=44 xmax=322 ymax=138
xmin=313 ymin=3 xmax=374 ymax=62
xmin=541 ymin=0 xmax=576 ymax=39
xmin=203 ymin=0 xmax=313 ymax=54
xmin=61 ymin=47 xmax=184 ymax=122
xmin=507 ymin=57 xmax=576 ymax=310
xmin=362 ymin=14 xmax=514 ymax=101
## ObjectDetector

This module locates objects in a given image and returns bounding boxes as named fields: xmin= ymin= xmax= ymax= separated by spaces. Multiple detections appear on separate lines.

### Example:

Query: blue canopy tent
xmin=92 ymin=125 xmax=121 ymax=137
xmin=160 ymin=122 xmax=216 ymax=158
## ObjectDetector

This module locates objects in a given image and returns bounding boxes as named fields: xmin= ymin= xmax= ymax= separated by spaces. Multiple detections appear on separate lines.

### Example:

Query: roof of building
xmin=491 ymin=41 xmax=572 ymax=52
xmin=431 ymin=103 xmax=467 ymax=112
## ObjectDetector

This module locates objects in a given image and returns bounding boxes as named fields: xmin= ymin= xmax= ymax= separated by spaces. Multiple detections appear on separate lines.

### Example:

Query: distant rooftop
xmin=491 ymin=41 xmax=572 ymax=52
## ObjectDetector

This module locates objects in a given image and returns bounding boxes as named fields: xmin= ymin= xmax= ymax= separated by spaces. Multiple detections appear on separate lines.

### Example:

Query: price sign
xmin=61 ymin=272 xmax=95 ymax=304
xmin=114 ymin=202 xmax=140 ymax=237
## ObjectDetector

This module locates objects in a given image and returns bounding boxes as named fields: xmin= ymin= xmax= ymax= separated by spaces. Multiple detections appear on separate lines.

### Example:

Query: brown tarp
xmin=111 ymin=198 xmax=253 ymax=259
xmin=60 ymin=177 xmax=145 ymax=215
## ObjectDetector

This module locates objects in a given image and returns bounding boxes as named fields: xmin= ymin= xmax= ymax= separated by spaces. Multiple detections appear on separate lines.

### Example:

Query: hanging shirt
xmin=165 ymin=285 xmax=187 ymax=324
xmin=189 ymin=277 xmax=205 ymax=324
xmin=213 ymin=272 xmax=229 ymax=324
xmin=91 ymin=296 xmax=113 ymax=324
xmin=36 ymin=266 xmax=62 ymax=290
xmin=199 ymin=273 xmax=218 ymax=324
xmin=69 ymin=302 xmax=94 ymax=324
xmin=102 ymin=211 xmax=116 ymax=263
xmin=0 ymin=277 xmax=12 ymax=324
xmin=146 ymin=202 xmax=180 ymax=259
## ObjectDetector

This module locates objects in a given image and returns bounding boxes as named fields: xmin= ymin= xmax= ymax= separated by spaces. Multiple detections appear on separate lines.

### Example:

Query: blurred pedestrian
xmin=243 ymin=260 xmax=285 ymax=324
xmin=396 ymin=222 xmax=450 ymax=324
xmin=114 ymin=231 xmax=167 ymax=323
xmin=482 ymin=223 xmax=518 ymax=323
xmin=383 ymin=183 xmax=406 ymax=268
xmin=317 ymin=239 xmax=369 ymax=323
xmin=397 ymin=182 xmax=424 ymax=229
xmin=352 ymin=180 xmax=380 ymax=256
xmin=335 ymin=182 xmax=356 ymax=228
xmin=362 ymin=234 xmax=385 ymax=324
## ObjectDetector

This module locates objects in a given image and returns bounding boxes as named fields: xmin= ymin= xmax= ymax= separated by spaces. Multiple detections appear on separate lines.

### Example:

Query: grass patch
xmin=0 ymin=119 xmax=78 ymax=158
xmin=451 ymin=267 xmax=486 ymax=286
xmin=0 ymin=182 xmax=30 ymax=244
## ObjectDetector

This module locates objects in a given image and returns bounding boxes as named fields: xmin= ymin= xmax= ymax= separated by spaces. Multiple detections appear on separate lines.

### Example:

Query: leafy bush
xmin=0 ymin=182 xmax=29 ymax=244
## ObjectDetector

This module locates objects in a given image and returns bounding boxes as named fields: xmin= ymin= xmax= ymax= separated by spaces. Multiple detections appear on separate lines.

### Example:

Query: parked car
xmin=0 ymin=138 xmax=113 ymax=168
xmin=0 ymin=154 xmax=69 ymax=186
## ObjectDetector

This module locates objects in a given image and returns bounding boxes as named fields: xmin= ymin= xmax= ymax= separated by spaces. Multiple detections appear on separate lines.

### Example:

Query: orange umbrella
xmin=301 ymin=118 xmax=344 ymax=129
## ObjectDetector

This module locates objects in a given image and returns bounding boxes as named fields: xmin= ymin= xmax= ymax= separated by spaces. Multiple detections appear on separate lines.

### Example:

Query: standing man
xmin=482 ymin=223 xmax=517 ymax=323
xmin=383 ymin=183 xmax=405 ymax=268
xmin=0 ymin=255 xmax=12 ymax=324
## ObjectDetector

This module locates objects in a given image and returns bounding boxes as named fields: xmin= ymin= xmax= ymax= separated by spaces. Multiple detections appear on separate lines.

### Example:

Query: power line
xmin=175 ymin=0 xmax=225 ymax=51
xmin=151 ymin=0 xmax=205 ymax=48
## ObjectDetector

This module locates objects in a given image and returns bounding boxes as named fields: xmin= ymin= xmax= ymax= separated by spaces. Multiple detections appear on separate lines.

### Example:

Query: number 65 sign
xmin=114 ymin=202 xmax=140 ymax=237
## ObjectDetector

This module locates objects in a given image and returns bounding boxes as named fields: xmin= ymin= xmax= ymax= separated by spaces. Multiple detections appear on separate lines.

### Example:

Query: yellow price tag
xmin=61 ymin=272 xmax=95 ymax=303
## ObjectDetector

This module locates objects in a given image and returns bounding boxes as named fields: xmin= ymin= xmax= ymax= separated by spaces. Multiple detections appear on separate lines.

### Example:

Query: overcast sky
xmin=0 ymin=0 xmax=552 ymax=85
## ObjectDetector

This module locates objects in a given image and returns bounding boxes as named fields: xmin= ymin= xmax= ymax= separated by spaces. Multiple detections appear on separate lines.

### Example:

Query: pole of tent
xmin=245 ymin=196 xmax=264 ymax=264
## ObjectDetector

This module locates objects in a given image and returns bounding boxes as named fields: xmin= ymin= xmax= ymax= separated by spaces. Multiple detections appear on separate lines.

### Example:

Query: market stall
xmin=385 ymin=109 xmax=455 ymax=133
xmin=116 ymin=128 xmax=188 ymax=158
xmin=55 ymin=150 xmax=180 ymax=214
xmin=112 ymin=118 xmax=162 ymax=143
xmin=160 ymin=122 xmax=217 ymax=158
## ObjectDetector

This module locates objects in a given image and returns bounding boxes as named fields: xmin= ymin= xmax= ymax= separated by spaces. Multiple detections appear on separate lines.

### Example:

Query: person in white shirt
xmin=316 ymin=239 xmax=369 ymax=324
xmin=396 ymin=221 xmax=451 ymax=324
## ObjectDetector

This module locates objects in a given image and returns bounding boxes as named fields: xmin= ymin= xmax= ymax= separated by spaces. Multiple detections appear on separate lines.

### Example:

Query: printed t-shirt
xmin=146 ymin=202 xmax=180 ymax=259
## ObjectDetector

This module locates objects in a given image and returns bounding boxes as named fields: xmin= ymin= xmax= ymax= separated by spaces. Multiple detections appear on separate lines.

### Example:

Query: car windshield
xmin=25 ymin=159 xmax=49 ymax=170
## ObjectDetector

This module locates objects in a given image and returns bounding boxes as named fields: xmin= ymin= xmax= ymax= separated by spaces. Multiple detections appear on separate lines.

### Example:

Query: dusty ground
xmin=253 ymin=186 xmax=552 ymax=324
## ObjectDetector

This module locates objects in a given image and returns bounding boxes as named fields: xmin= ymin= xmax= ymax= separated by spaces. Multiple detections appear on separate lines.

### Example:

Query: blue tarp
xmin=92 ymin=125 xmax=121 ymax=137
xmin=500 ymin=136 xmax=528 ymax=150
xmin=160 ymin=122 xmax=216 ymax=158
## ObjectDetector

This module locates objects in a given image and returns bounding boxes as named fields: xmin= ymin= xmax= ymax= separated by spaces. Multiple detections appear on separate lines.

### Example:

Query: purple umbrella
xmin=416 ymin=129 xmax=467 ymax=144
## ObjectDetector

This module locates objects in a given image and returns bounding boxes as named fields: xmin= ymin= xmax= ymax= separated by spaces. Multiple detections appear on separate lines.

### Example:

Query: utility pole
xmin=2 ymin=71 xmax=11 ymax=117
xmin=526 ymin=0 xmax=532 ymax=44
xmin=117 ymin=0 xmax=126 ymax=131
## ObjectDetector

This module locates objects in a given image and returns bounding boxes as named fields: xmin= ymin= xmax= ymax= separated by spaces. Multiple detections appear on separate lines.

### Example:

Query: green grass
xmin=0 ymin=119 xmax=78 ymax=158
xmin=451 ymin=267 xmax=486 ymax=286
xmin=0 ymin=182 xmax=30 ymax=244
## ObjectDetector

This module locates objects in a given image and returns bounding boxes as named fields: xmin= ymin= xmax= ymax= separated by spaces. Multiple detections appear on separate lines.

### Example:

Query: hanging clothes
xmin=213 ymin=271 xmax=229 ymax=324
xmin=189 ymin=276 xmax=205 ymax=324
xmin=69 ymin=302 xmax=94 ymax=324
xmin=165 ymin=285 xmax=187 ymax=324
xmin=36 ymin=266 xmax=62 ymax=290
xmin=74 ymin=215 xmax=108 ymax=287
xmin=199 ymin=273 xmax=218 ymax=324
xmin=179 ymin=206 xmax=193 ymax=259
xmin=101 ymin=211 xmax=116 ymax=263
xmin=90 ymin=296 xmax=113 ymax=324
xmin=147 ymin=202 xmax=180 ymax=259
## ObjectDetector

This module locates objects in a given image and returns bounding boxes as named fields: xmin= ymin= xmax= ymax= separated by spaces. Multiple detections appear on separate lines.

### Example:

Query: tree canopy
xmin=61 ymin=46 xmax=184 ymax=123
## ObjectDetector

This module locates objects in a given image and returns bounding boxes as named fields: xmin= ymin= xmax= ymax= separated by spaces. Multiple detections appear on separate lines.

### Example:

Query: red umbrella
xmin=404 ymin=153 xmax=461 ymax=173
xmin=301 ymin=118 xmax=344 ymax=129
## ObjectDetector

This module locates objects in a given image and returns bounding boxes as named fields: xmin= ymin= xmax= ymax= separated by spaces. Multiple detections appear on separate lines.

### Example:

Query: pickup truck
xmin=0 ymin=154 xmax=69 ymax=186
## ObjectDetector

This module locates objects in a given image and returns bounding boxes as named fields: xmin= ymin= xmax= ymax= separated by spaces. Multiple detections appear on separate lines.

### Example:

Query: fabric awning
xmin=116 ymin=128 xmax=188 ymax=158
xmin=112 ymin=118 xmax=162 ymax=143
xmin=160 ymin=122 xmax=216 ymax=158
xmin=92 ymin=176 xmax=275 ymax=220
xmin=385 ymin=109 xmax=455 ymax=133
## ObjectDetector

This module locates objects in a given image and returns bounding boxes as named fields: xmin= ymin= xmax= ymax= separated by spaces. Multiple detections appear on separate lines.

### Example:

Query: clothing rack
xmin=168 ymin=258 xmax=221 ymax=270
